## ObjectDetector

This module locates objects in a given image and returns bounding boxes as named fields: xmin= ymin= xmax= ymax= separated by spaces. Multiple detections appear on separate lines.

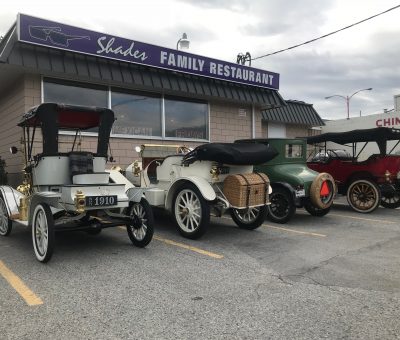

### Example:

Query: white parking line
xmin=220 ymin=216 xmax=327 ymax=237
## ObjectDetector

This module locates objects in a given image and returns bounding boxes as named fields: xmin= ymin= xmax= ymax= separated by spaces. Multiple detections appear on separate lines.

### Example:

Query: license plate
xmin=295 ymin=189 xmax=305 ymax=197
xmin=86 ymin=195 xmax=117 ymax=207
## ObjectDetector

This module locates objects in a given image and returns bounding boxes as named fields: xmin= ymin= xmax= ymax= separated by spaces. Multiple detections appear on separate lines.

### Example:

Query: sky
xmin=1 ymin=0 xmax=400 ymax=120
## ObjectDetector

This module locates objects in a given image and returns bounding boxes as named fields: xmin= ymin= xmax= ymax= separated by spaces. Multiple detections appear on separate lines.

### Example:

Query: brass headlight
xmin=210 ymin=165 xmax=219 ymax=181
xmin=74 ymin=190 xmax=86 ymax=213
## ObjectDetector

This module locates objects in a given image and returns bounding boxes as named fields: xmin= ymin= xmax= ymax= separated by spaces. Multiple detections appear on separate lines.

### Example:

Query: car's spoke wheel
xmin=346 ymin=179 xmax=381 ymax=213
xmin=32 ymin=203 xmax=55 ymax=263
xmin=304 ymin=201 xmax=331 ymax=217
xmin=380 ymin=190 xmax=400 ymax=209
xmin=173 ymin=183 xmax=209 ymax=239
xmin=267 ymin=188 xmax=295 ymax=224
xmin=230 ymin=205 xmax=268 ymax=230
xmin=126 ymin=198 xmax=154 ymax=247
xmin=0 ymin=197 xmax=12 ymax=236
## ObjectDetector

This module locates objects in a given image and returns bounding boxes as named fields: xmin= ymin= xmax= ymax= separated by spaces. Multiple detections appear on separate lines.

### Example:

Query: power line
xmin=252 ymin=4 xmax=400 ymax=61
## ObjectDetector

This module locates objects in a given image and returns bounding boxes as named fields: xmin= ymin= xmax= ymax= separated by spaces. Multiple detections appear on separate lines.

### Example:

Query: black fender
xmin=270 ymin=182 xmax=296 ymax=203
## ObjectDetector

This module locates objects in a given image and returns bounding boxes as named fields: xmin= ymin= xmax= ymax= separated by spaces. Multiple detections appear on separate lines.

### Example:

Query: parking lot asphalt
xmin=1 ymin=201 xmax=399 ymax=340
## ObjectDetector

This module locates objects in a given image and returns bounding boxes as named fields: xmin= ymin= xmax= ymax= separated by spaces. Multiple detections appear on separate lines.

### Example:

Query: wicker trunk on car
xmin=223 ymin=173 xmax=270 ymax=208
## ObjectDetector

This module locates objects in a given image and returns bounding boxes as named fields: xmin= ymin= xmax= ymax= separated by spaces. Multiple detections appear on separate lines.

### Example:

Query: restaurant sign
xmin=18 ymin=14 xmax=279 ymax=90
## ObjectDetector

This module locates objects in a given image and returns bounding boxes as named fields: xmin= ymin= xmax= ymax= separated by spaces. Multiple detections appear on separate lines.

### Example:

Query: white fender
xmin=0 ymin=185 xmax=24 ymax=216
xmin=165 ymin=176 xmax=216 ymax=212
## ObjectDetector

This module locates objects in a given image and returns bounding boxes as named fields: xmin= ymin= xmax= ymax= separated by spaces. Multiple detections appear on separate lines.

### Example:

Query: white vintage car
xmin=121 ymin=143 xmax=278 ymax=239
xmin=0 ymin=103 xmax=154 ymax=262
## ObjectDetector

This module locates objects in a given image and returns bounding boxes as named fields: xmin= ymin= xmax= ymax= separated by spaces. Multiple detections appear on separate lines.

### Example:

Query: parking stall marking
xmin=153 ymin=236 xmax=224 ymax=259
xmin=261 ymin=224 xmax=327 ymax=237
xmin=117 ymin=227 xmax=224 ymax=259
xmin=329 ymin=213 xmax=398 ymax=224
xmin=0 ymin=260 xmax=43 ymax=306
xmin=219 ymin=216 xmax=327 ymax=238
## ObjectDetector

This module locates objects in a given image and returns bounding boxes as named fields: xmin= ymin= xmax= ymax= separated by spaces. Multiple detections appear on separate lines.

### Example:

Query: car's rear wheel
xmin=380 ymin=190 xmax=400 ymax=209
xmin=230 ymin=206 xmax=267 ymax=230
xmin=346 ymin=179 xmax=381 ymax=213
xmin=304 ymin=201 xmax=331 ymax=217
xmin=173 ymin=183 xmax=210 ymax=239
xmin=0 ymin=197 xmax=12 ymax=236
xmin=32 ymin=203 xmax=55 ymax=263
xmin=266 ymin=187 xmax=295 ymax=224
xmin=309 ymin=173 xmax=336 ymax=209
xmin=126 ymin=198 xmax=154 ymax=247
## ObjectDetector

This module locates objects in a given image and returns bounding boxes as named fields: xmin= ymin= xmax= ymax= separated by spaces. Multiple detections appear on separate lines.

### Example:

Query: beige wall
xmin=0 ymin=74 xmax=41 ymax=187
xmin=210 ymin=102 xmax=252 ymax=142
xmin=285 ymin=124 xmax=312 ymax=139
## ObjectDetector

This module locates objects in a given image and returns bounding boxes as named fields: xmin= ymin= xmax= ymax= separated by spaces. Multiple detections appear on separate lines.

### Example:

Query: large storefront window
xmin=165 ymin=97 xmax=208 ymax=140
xmin=111 ymin=90 xmax=161 ymax=137
xmin=43 ymin=78 xmax=209 ymax=141
xmin=43 ymin=78 xmax=108 ymax=107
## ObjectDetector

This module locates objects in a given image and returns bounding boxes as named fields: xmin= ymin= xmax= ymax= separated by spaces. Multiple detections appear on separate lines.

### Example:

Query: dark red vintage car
xmin=306 ymin=127 xmax=400 ymax=213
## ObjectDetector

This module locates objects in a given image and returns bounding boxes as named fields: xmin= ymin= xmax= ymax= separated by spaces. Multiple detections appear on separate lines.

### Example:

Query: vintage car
xmin=236 ymin=138 xmax=336 ymax=223
xmin=124 ymin=143 xmax=278 ymax=239
xmin=0 ymin=103 xmax=154 ymax=262
xmin=307 ymin=127 xmax=400 ymax=213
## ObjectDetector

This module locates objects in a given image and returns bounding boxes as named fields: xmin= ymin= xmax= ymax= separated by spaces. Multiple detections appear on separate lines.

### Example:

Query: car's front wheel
xmin=126 ymin=198 xmax=154 ymax=247
xmin=266 ymin=187 xmax=295 ymax=224
xmin=0 ymin=197 xmax=12 ymax=236
xmin=230 ymin=206 xmax=267 ymax=230
xmin=346 ymin=179 xmax=381 ymax=213
xmin=32 ymin=203 xmax=55 ymax=263
xmin=173 ymin=183 xmax=210 ymax=239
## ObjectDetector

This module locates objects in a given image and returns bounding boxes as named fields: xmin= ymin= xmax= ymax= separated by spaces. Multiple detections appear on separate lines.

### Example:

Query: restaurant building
xmin=0 ymin=14 xmax=323 ymax=186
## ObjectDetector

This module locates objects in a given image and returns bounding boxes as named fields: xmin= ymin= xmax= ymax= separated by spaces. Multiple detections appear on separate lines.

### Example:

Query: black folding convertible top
xmin=306 ymin=127 xmax=400 ymax=155
xmin=19 ymin=103 xmax=114 ymax=157
xmin=306 ymin=127 xmax=400 ymax=145
xmin=183 ymin=143 xmax=278 ymax=165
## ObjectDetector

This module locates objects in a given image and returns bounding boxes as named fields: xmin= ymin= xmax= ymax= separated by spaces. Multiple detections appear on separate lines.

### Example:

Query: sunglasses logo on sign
xmin=28 ymin=26 xmax=90 ymax=47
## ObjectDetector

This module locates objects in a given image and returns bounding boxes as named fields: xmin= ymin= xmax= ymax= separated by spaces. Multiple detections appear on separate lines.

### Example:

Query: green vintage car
xmin=236 ymin=138 xmax=336 ymax=223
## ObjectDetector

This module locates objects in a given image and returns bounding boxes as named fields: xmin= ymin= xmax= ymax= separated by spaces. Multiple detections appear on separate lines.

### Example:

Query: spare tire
xmin=309 ymin=172 xmax=336 ymax=209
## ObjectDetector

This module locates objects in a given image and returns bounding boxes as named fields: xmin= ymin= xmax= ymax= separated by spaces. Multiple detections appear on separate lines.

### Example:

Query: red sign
xmin=375 ymin=117 xmax=400 ymax=127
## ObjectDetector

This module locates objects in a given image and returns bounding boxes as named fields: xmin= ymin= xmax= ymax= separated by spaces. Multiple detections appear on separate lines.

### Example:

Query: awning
xmin=261 ymin=100 xmax=324 ymax=126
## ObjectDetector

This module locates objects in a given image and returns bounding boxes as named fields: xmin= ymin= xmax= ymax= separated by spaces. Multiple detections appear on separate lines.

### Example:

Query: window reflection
xmin=111 ymin=90 xmax=162 ymax=137
xmin=43 ymin=78 xmax=209 ymax=141
xmin=165 ymin=98 xmax=208 ymax=140
xmin=43 ymin=79 xmax=107 ymax=107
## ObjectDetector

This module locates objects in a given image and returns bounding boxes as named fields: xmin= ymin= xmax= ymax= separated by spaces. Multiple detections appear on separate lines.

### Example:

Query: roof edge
xmin=0 ymin=22 xmax=17 ymax=63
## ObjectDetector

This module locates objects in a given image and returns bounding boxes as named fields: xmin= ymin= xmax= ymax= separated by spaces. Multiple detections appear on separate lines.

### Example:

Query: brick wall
xmin=210 ymin=102 xmax=252 ymax=142
xmin=0 ymin=77 xmax=25 ymax=186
